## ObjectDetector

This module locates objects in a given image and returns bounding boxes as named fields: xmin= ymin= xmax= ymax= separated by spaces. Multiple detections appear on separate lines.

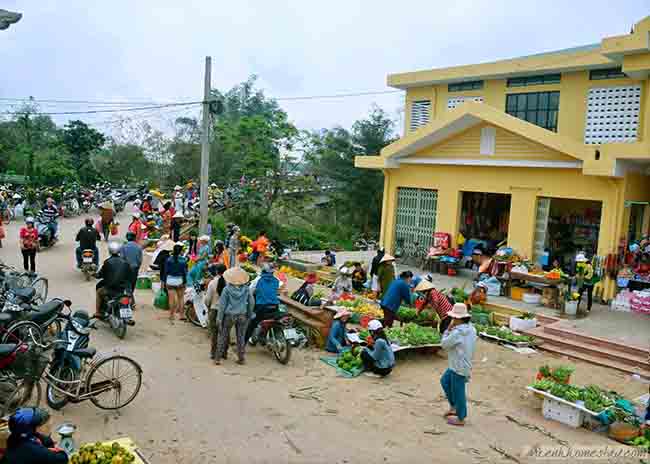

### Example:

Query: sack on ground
xmin=154 ymin=288 xmax=169 ymax=310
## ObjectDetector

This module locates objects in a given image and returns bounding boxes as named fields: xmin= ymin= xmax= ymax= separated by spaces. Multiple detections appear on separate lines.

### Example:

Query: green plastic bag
xmin=154 ymin=288 xmax=169 ymax=310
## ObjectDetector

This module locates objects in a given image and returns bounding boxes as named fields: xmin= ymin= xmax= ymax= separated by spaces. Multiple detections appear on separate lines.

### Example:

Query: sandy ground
xmin=0 ymin=214 xmax=647 ymax=463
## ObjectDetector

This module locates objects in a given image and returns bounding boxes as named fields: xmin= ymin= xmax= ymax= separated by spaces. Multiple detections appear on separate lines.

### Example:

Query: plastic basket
xmin=542 ymin=397 xmax=584 ymax=428
xmin=136 ymin=277 xmax=152 ymax=290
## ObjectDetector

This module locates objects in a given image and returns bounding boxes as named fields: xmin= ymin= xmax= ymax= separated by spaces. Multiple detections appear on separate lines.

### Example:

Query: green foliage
xmin=61 ymin=120 xmax=105 ymax=182
xmin=33 ymin=148 xmax=77 ymax=186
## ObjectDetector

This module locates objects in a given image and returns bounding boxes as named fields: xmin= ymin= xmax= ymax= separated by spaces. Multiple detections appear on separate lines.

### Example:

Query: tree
xmin=93 ymin=144 xmax=152 ymax=184
xmin=33 ymin=148 xmax=77 ymax=186
xmin=61 ymin=120 xmax=106 ymax=182
xmin=304 ymin=106 xmax=395 ymax=233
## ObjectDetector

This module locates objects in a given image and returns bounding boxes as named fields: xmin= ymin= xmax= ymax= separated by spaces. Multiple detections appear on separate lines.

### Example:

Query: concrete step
xmin=537 ymin=343 xmax=650 ymax=378
xmin=525 ymin=327 xmax=649 ymax=369
xmin=542 ymin=324 xmax=649 ymax=359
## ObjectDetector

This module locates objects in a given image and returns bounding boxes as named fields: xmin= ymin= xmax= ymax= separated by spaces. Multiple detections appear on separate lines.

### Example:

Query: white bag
xmin=371 ymin=275 xmax=379 ymax=292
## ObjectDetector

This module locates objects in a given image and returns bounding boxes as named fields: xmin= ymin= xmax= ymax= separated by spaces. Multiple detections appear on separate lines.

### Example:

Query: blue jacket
xmin=2 ymin=433 xmax=68 ymax=464
xmin=326 ymin=319 xmax=347 ymax=353
xmin=363 ymin=338 xmax=395 ymax=369
xmin=254 ymin=271 xmax=280 ymax=306
xmin=163 ymin=256 xmax=188 ymax=285
xmin=380 ymin=278 xmax=411 ymax=313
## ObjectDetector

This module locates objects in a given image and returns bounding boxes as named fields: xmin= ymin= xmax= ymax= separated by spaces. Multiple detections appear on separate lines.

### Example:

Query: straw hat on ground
xmin=379 ymin=254 xmax=395 ymax=263
xmin=448 ymin=303 xmax=470 ymax=319
xmin=414 ymin=280 xmax=435 ymax=292
xmin=224 ymin=267 xmax=250 ymax=286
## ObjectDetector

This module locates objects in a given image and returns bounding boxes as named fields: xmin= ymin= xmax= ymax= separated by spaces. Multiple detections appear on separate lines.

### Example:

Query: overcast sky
xmin=1 ymin=1 xmax=649 ymax=136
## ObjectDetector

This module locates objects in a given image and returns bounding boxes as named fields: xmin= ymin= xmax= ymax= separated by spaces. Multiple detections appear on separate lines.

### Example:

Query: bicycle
xmin=0 ymin=261 xmax=48 ymax=305
xmin=2 ymin=330 xmax=143 ymax=414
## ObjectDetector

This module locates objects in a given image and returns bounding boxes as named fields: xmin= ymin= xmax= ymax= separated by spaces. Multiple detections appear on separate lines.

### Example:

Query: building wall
xmin=404 ymin=72 xmax=648 ymax=145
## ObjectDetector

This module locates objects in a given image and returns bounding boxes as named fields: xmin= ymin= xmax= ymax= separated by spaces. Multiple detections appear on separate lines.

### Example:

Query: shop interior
xmin=544 ymin=198 xmax=602 ymax=270
xmin=459 ymin=192 xmax=511 ymax=254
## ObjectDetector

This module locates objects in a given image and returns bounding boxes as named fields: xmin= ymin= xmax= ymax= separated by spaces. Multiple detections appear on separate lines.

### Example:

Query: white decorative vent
xmin=447 ymin=96 xmax=484 ymax=110
xmin=480 ymin=126 xmax=496 ymax=155
xmin=584 ymin=85 xmax=641 ymax=144
xmin=409 ymin=100 xmax=431 ymax=131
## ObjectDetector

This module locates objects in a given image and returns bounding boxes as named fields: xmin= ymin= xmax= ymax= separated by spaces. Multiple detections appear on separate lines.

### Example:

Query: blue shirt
xmin=363 ymin=338 xmax=395 ymax=369
xmin=326 ymin=319 xmax=347 ymax=353
xmin=254 ymin=272 xmax=280 ymax=306
xmin=120 ymin=241 xmax=143 ymax=270
xmin=380 ymin=278 xmax=411 ymax=313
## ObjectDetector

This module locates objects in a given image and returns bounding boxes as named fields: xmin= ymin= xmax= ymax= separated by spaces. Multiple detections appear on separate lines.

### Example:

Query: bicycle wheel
xmin=87 ymin=355 xmax=142 ymax=410
xmin=185 ymin=303 xmax=202 ymax=328
xmin=32 ymin=278 xmax=48 ymax=305
xmin=46 ymin=363 xmax=76 ymax=410
xmin=2 ymin=321 xmax=42 ymax=345
xmin=1 ymin=380 xmax=42 ymax=416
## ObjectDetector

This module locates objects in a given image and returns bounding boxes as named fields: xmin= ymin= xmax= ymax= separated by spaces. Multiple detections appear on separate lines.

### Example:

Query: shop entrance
xmin=459 ymin=192 xmax=511 ymax=254
xmin=534 ymin=198 xmax=602 ymax=270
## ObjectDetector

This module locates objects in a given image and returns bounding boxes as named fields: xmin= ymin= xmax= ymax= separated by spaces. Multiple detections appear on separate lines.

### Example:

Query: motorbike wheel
xmin=2 ymin=380 xmax=42 ymax=417
xmin=112 ymin=318 xmax=127 ymax=339
xmin=46 ymin=364 xmax=76 ymax=410
xmin=32 ymin=277 xmax=48 ymax=305
xmin=185 ymin=304 xmax=203 ymax=328
xmin=269 ymin=326 xmax=291 ymax=365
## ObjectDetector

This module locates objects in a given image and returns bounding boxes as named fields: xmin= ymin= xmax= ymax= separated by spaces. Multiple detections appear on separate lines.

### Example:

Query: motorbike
xmin=80 ymin=250 xmax=97 ymax=281
xmin=0 ymin=297 xmax=68 ymax=344
xmin=46 ymin=309 xmax=95 ymax=409
xmin=97 ymin=288 xmax=135 ymax=339
xmin=250 ymin=311 xmax=293 ymax=365
xmin=35 ymin=220 xmax=57 ymax=249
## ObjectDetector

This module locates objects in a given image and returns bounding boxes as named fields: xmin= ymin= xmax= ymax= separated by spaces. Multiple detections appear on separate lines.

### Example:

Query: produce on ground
xmin=337 ymin=299 xmax=384 ymax=319
xmin=337 ymin=347 xmax=363 ymax=372
xmin=629 ymin=430 xmax=650 ymax=450
xmin=480 ymin=326 xmax=534 ymax=344
xmin=386 ymin=323 xmax=441 ymax=346
xmin=529 ymin=380 xmax=615 ymax=413
xmin=450 ymin=287 xmax=468 ymax=303
xmin=536 ymin=365 xmax=574 ymax=384
xmin=70 ymin=441 xmax=136 ymax=464
xmin=416 ymin=309 xmax=438 ymax=324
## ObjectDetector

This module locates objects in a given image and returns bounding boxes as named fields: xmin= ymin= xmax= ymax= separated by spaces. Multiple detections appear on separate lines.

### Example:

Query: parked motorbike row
xmin=0 ymin=260 xmax=143 ymax=416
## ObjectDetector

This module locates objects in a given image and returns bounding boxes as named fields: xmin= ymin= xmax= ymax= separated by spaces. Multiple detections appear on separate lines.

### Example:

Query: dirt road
xmin=0 ymin=212 xmax=645 ymax=463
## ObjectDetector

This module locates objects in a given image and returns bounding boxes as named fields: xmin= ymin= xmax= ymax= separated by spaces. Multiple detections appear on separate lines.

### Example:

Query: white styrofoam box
xmin=584 ymin=85 xmax=641 ymax=144
xmin=543 ymin=397 xmax=584 ymax=428
xmin=523 ymin=293 xmax=542 ymax=305
xmin=565 ymin=300 xmax=578 ymax=316
xmin=510 ymin=316 xmax=537 ymax=332
xmin=633 ymin=394 xmax=649 ymax=420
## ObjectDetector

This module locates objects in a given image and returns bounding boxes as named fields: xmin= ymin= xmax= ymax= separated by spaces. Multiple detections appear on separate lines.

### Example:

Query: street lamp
xmin=0 ymin=10 xmax=22 ymax=30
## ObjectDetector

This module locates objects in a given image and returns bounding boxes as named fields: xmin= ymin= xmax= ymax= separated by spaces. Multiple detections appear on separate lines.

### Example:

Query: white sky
xmin=1 ymin=1 xmax=649 ymax=135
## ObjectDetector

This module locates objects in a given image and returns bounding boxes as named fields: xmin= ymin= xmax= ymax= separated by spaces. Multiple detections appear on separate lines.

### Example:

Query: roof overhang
xmin=355 ymin=102 xmax=594 ymax=171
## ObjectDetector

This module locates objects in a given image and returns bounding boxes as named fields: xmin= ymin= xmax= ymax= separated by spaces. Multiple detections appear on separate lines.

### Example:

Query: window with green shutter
xmin=505 ymin=91 xmax=560 ymax=131
xmin=448 ymin=81 xmax=484 ymax=92
xmin=507 ymin=74 xmax=561 ymax=87
xmin=589 ymin=67 xmax=626 ymax=80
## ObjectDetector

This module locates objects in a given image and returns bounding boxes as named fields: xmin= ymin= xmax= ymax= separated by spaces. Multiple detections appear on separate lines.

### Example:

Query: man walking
xmin=120 ymin=232 xmax=143 ymax=303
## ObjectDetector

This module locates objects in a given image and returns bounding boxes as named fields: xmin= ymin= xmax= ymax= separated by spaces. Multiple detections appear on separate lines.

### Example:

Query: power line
xmin=4 ymin=101 xmax=202 ymax=116
xmin=0 ymin=89 xmax=402 ymax=108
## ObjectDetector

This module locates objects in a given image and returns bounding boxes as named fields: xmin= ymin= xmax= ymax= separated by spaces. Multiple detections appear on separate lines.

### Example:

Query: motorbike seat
xmin=0 ymin=344 xmax=17 ymax=357
xmin=12 ymin=287 xmax=35 ymax=301
xmin=28 ymin=299 xmax=63 ymax=324
xmin=72 ymin=347 xmax=96 ymax=359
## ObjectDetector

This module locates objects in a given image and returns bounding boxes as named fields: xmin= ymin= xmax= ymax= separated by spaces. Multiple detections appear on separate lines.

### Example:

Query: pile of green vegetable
xmin=386 ymin=323 xmax=441 ymax=346
xmin=538 ymin=364 xmax=574 ymax=384
xmin=450 ymin=287 xmax=468 ymax=303
xmin=336 ymin=348 xmax=363 ymax=372
xmin=530 ymin=379 xmax=615 ymax=413
xmin=629 ymin=429 xmax=650 ymax=450
xmin=477 ymin=325 xmax=534 ymax=344
xmin=396 ymin=306 xmax=438 ymax=325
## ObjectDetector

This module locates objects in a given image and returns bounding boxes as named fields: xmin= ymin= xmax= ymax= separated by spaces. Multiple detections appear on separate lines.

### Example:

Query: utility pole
xmin=199 ymin=56 xmax=212 ymax=234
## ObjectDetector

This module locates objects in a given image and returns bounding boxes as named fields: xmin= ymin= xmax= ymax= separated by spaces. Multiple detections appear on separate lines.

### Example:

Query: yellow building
xmin=356 ymin=17 xmax=650 ymax=300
